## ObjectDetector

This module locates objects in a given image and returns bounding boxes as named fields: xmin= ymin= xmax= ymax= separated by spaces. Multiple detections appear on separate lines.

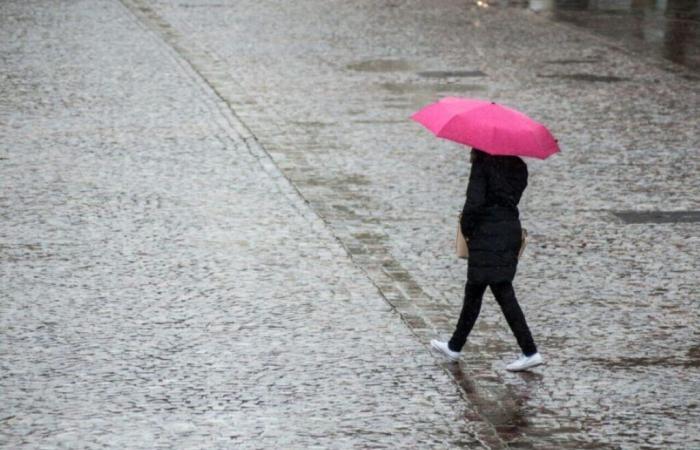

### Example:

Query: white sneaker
xmin=506 ymin=352 xmax=544 ymax=371
xmin=430 ymin=339 xmax=461 ymax=362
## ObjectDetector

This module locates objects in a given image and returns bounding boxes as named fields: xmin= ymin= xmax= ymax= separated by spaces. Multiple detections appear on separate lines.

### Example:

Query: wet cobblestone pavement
xmin=2 ymin=0 xmax=699 ymax=449
xmin=0 ymin=1 xmax=485 ymax=448
xmin=521 ymin=0 xmax=700 ymax=74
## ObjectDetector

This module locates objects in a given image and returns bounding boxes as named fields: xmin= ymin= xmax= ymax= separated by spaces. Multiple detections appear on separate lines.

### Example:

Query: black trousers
xmin=448 ymin=281 xmax=538 ymax=356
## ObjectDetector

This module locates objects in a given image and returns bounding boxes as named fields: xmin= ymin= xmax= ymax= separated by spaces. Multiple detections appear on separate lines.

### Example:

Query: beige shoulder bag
xmin=456 ymin=215 xmax=528 ymax=259
xmin=456 ymin=218 xmax=469 ymax=259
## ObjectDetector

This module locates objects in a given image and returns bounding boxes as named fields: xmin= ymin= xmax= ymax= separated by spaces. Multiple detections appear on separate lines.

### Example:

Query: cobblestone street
xmin=2 ymin=0 xmax=699 ymax=449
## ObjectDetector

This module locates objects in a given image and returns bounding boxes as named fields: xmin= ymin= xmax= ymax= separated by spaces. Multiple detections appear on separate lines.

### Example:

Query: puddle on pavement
xmin=613 ymin=210 xmax=700 ymax=224
xmin=416 ymin=70 xmax=487 ymax=78
xmin=298 ymin=173 xmax=371 ymax=188
xmin=505 ymin=0 xmax=700 ymax=72
xmin=351 ymin=119 xmax=407 ymax=124
xmin=538 ymin=73 xmax=629 ymax=82
xmin=447 ymin=364 xmax=533 ymax=444
xmin=380 ymin=99 xmax=416 ymax=110
xmin=440 ymin=347 xmax=614 ymax=448
xmin=346 ymin=59 xmax=416 ymax=72
xmin=378 ymin=82 xmax=487 ymax=94
xmin=376 ymin=82 xmax=488 ymax=113
xmin=543 ymin=58 xmax=603 ymax=65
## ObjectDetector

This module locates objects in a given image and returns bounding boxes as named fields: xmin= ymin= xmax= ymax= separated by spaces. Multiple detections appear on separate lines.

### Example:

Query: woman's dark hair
xmin=471 ymin=148 xmax=524 ymax=165
xmin=471 ymin=148 xmax=487 ymax=163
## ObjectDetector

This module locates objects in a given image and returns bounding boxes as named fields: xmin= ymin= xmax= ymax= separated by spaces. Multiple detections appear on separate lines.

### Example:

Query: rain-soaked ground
xmin=506 ymin=0 xmax=700 ymax=73
xmin=376 ymin=0 xmax=700 ymax=75
xmin=2 ymin=0 xmax=699 ymax=449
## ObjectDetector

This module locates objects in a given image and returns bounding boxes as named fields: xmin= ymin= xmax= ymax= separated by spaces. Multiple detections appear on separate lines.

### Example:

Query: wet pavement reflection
xmin=504 ymin=0 xmax=700 ymax=72
xmin=447 ymin=364 xmax=533 ymax=447
xmin=4 ymin=0 xmax=698 ymax=447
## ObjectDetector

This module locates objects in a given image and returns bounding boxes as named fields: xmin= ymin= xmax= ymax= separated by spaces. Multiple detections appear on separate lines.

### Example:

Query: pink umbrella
xmin=411 ymin=97 xmax=560 ymax=159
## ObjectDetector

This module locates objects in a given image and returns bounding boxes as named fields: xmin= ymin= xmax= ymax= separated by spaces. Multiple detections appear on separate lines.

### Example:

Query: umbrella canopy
xmin=411 ymin=97 xmax=560 ymax=159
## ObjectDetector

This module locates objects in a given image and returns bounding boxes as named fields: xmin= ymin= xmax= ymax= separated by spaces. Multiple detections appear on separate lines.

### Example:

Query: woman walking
xmin=431 ymin=148 xmax=543 ymax=371
xmin=411 ymin=97 xmax=558 ymax=371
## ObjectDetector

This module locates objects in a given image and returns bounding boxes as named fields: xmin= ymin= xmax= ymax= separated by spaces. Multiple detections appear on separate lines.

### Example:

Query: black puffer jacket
xmin=460 ymin=149 xmax=527 ymax=284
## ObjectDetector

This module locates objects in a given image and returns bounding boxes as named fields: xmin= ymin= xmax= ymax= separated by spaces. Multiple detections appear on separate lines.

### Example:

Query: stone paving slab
xmin=125 ymin=0 xmax=700 ymax=448
xmin=0 ymin=1 xmax=494 ymax=448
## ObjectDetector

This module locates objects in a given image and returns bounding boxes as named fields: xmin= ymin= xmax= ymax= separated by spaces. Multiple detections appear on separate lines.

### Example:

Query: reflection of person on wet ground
xmin=432 ymin=149 xmax=544 ymax=372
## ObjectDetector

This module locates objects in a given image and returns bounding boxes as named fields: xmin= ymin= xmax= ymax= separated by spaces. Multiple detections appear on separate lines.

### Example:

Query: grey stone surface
xmin=0 ymin=1 xmax=486 ymax=448
xmin=110 ymin=0 xmax=699 ymax=448
xmin=2 ymin=0 xmax=699 ymax=449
